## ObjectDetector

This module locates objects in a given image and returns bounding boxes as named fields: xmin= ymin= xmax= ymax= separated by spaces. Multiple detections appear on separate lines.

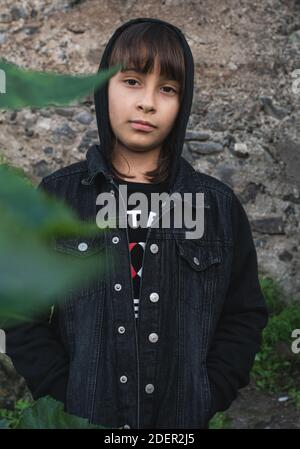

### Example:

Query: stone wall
xmin=0 ymin=0 xmax=299 ymax=299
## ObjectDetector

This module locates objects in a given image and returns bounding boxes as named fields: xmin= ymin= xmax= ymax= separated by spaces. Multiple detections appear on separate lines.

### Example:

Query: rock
xmin=78 ymin=129 xmax=98 ymax=152
xmin=185 ymin=130 xmax=210 ymax=141
xmin=54 ymin=108 xmax=75 ymax=117
xmin=0 ymin=13 xmax=12 ymax=23
xmin=217 ymin=164 xmax=236 ymax=188
xmin=0 ymin=33 xmax=7 ymax=45
xmin=251 ymin=217 xmax=285 ymax=234
xmin=232 ymin=142 xmax=249 ymax=158
xmin=260 ymin=96 xmax=290 ymax=120
xmin=188 ymin=141 xmax=224 ymax=155
xmin=10 ymin=7 xmax=28 ymax=21
xmin=43 ymin=146 xmax=54 ymax=155
xmin=228 ymin=62 xmax=238 ymax=71
xmin=278 ymin=250 xmax=293 ymax=262
xmin=35 ymin=118 xmax=52 ymax=131
xmin=288 ymin=30 xmax=300 ymax=44
xmin=254 ymin=238 xmax=267 ymax=248
xmin=276 ymin=139 xmax=300 ymax=190
xmin=74 ymin=111 xmax=93 ymax=125
xmin=32 ymin=160 xmax=51 ymax=178
xmin=53 ymin=123 xmax=76 ymax=141
xmin=239 ymin=182 xmax=265 ymax=204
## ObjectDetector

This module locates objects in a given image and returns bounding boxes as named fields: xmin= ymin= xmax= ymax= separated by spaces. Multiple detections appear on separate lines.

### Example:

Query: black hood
xmin=93 ymin=17 xmax=194 ymax=190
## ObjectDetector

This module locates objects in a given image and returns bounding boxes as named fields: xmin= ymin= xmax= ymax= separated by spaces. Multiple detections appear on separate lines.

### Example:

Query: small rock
xmin=74 ymin=111 xmax=93 ymax=125
xmin=233 ymin=142 xmax=249 ymax=158
xmin=43 ymin=146 xmax=54 ymax=155
xmin=260 ymin=96 xmax=290 ymax=120
xmin=0 ymin=33 xmax=7 ymax=45
xmin=0 ymin=13 xmax=12 ymax=24
xmin=185 ymin=130 xmax=210 ymax=141
xmin=55 ymin=108 xmax=74 ymax=117
xmin=288 ymin=30 xmax=300 ymax=44
xmin=10 ymin=7 xmax=28 ymax=21
xmin=228 ymin=62 xmax=238 ymax=71
xmin=188 ymin=141 xmax=224 ymax=155
xmin=53 ymin=123 xmax=76 ymax=140
xmin=278 ymin=250 xmax=293 ymax=262
xmin=251 ymin=217 xmax=285 ymax=234
xmin=32 ymin=160 xmax=51 ymax=178
xmin=239 ymin=182 xmax=265 ymax=204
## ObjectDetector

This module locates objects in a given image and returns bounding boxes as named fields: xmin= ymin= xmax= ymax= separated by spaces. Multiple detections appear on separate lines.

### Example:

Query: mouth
xmin=129 ymin=121 xmax=156 ymax=132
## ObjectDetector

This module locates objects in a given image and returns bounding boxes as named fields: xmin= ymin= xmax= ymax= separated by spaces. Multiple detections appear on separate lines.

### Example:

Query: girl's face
xmin=108 ymin=57 xmax=180 ymax=154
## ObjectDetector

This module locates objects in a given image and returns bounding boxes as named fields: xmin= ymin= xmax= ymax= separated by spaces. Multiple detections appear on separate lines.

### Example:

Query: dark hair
xmin=107 ymin=22 xmax=186 ymax=183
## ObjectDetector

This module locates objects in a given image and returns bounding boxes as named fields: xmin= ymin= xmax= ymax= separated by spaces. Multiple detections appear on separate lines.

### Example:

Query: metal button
xmin=123 ymin=424 xmax=130 ymax=429
xmin=78 ymin=242 xmax=88 ymax=252
xmin=149 ymin=292 xmax=159 ymax=303
xmin=114 ymin=283 xmax=122 ymax=291
xmin=120 ymin=375 xmax=127 ymax=384
xmin=145 ymin=383 xmax=155 ymax=394
xmin=149 ymin=333 xmax=159 ymax=343
xmin=150 ymin=243 xmax=159 ymax=254
xmin=112 ymin=236 xmax=119 ymax=244
xmin=110 ymin=189 xmax=115 ymax=196
xmin=118 ymin=326 xmax=125 ymax=334
xmin=193 ymin=256 xmax=200 ymax=265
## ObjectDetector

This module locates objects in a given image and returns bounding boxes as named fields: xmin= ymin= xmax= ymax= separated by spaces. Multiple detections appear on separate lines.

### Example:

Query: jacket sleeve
xmin=206 ymin=192 xmax=269 ymax=417
xmin=4 ymin=178 xmax=69 ymax=405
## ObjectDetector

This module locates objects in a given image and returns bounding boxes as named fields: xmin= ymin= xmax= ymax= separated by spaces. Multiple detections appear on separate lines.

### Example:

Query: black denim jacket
xmin=5 ymin=17 xmax=268 ymax=429
xmin=5 ymin=143 xmax=269 ymax=429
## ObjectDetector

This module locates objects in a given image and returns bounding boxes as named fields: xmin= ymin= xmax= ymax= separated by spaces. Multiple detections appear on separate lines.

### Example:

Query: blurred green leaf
xmin=0 ymin=58 xmax=121 ymax=109
xmin=15 ymin=396 xmax=107 ymax=429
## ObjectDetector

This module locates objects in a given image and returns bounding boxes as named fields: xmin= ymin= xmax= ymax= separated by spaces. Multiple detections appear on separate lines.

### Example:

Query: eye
xmin=123 ymin=79 xmax=177 ymax=94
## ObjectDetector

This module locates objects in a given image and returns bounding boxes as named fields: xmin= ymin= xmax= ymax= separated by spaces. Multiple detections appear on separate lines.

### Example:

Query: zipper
xmin=110 ymin=177 xmax=141 ymax=429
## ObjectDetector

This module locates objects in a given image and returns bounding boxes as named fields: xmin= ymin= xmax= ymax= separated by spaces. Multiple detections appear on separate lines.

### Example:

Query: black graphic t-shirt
xmin=113 ymin=176 xmax=168 ymax=320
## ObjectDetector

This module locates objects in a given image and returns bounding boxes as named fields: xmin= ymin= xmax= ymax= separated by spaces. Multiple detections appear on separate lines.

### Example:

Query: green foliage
xmin=0 ymin=163 xmax=112 ymax=326
xmin=251 ymin=276 xmax=300 ymax=405
xmin=0 ymin=58 xmax=122 ymax=109
xmin=0 ymin=396 xmax=116 ymax=429
xmin=209 ymin=411 xmax=232 ymax=429
xmin=0 ymin=399 xmax=32 ymax=428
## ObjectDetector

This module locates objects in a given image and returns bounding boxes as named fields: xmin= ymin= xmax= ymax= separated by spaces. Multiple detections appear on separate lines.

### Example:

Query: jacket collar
xmin=84 ymin=144 xmax=201 ymax=207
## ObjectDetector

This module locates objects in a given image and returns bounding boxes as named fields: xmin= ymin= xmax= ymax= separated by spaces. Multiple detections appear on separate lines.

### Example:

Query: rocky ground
xmin=0 ymin=0 xmax=299 ymax=428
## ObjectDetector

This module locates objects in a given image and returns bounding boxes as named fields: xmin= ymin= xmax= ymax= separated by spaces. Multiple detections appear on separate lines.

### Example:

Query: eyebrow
xmin=121 ymin=67 xmax=179 ymax=84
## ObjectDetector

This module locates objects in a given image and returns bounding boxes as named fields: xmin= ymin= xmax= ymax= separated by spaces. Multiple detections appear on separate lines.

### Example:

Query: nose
xmin=137 ymin=88 xmax=156 ymax=113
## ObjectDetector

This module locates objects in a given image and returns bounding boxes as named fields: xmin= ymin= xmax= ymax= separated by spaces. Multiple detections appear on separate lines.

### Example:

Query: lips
xmin=130 ymin=121 xmax=156 ymax=132
xmin=131 ymin=120 xmax=156 ymax=128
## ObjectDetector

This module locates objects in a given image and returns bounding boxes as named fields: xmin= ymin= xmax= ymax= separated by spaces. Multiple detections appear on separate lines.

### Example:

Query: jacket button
xmin=78 ymin=242 xmax=88 ymax=252
xmin=149 ymin=292 xmax=159 ymax=303
xmin=145 ymin=383 xmax=155 ymax=394
xmin=112 ymin=236 xmax=119 ymax=244
xmin=193 ymin=256 xmax=200 ymax=265
xmin=150 ymin=243 xmax=159 ymax=254
xmin=114 ymin=283 xmax=122 ymax=291
xmin=123 ymin=424 xmax=130 ymax=429
xmin=149 ymin=333 xmax=158 ymax=343
xmin=118 ymin=326 xmax=125 ymax=334
xmin=110 ymin=189 xmax=115 ymax=196
xmin=120 ymin=375 xmax=127 ymax=384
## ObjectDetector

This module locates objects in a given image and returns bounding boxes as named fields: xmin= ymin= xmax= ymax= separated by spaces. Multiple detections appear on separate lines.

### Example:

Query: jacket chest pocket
xmin=175 ymin=237 xmax=225 ymax=316
xmin=52 ymin=234 xmax=107 ymax=301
